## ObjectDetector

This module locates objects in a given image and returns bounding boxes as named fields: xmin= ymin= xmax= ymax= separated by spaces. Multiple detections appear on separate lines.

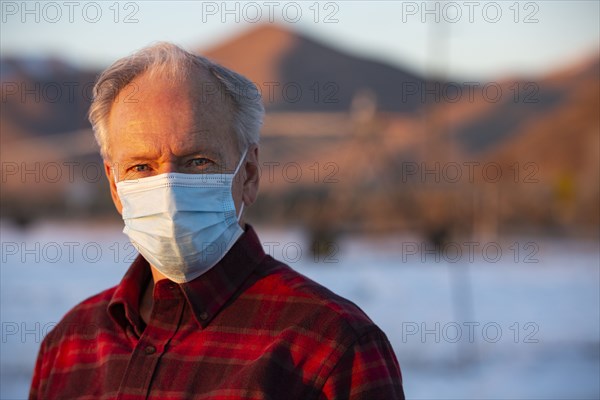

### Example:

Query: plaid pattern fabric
xmin=30 ymin=225 xmax=404 ymax=399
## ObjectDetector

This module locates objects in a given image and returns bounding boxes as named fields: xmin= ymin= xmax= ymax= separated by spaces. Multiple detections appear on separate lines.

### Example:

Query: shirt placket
xmin=117 ymin=281 xmax=184 ymax=400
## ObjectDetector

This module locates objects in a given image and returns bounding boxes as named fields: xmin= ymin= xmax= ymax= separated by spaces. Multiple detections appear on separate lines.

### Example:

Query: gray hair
xmin=88 ymin=42 xmax=264 ymax=160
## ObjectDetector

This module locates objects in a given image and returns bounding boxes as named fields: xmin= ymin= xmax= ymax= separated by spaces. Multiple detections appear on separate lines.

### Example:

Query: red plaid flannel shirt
xmin=30 ymin=225 xmax=404 ymax=399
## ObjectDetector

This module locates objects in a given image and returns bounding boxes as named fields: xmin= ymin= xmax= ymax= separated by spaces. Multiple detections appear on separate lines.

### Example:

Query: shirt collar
xmin=108 ymin=224 xmax=266 ymax=333
xmin=108 ymin=254 xmax=150 ymax=336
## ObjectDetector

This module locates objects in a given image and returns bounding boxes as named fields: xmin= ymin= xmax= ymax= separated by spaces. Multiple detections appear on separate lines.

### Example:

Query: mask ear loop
xmin=234 ymin=148 xmax=249 ymax=221
xmin=233 ymin=148 xmax=249 ymax=175
xmin=237 ymin=202 xmax=245 ymax=221
xmin=112 ymin=165 xmax=119 ymax=184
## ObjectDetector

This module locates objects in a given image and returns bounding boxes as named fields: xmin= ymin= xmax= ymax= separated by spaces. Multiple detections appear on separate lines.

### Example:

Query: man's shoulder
xmin=246 ymin=256 xmax=379 ymax=340
xmin=63 ymin=285 xmax=116 ymax=319
xmin=44 ymin=285 xmax=117 ymax=344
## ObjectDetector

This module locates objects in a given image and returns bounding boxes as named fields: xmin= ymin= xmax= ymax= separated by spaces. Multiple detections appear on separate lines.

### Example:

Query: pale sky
xmin=1 ymin=0 xmax=599 ymax=80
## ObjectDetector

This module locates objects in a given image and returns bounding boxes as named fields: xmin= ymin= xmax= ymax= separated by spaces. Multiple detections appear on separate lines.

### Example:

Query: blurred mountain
xmin=1 ymin=57 xmax=106 ymax=223
xmin=409 ymin=55 xmax=600 ymax=237
xmin=1 ymin=57 xmax=97 ymax=140
xmin=1 ymin=24 xmax=598 ymax=238
xmin=203 ymin=24 xmax=426 ymax=113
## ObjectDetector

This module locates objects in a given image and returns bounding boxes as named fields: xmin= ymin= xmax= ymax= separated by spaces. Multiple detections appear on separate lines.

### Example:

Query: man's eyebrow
xmin=175 ymin=147 xmax=225 ymax=161
xmin=118 ymin=156 xmax=153 ymax=163
xmin=119 ymin=149 xmax=226 ymax=163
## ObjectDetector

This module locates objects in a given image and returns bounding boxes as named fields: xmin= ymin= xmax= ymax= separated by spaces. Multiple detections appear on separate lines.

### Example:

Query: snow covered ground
xmin=1 ymin=220 xmax=598 ymax=399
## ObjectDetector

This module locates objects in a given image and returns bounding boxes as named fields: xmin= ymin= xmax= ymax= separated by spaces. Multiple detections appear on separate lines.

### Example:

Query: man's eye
xmin=133 ymin=164 xmax=149 ymax=172
xmin=189 ymin=158 xmax=211 ymax=167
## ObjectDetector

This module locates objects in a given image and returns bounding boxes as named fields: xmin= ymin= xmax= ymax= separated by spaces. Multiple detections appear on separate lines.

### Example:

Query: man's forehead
xmin=109 ymin=128 xmax=236 ymax=169
xmin=118 ymin=125 xmax=229 ymax=146
xmin=119 ymin=136 xmax=226 ymax=158
xmin=130 ymin=68 xmax=231 ymax=108
xmin=107 ymin=68 xmax=238 ymax=155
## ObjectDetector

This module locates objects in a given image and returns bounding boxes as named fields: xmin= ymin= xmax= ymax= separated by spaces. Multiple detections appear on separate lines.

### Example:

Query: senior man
xmin=30 ymin=43 xmax=405 ymax=399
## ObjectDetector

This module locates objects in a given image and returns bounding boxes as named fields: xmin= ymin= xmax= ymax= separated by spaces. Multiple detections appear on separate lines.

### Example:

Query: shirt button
xmin=199 ymin=312 xmax=209 ymax=321
xmin=144 ymin=345 xmax=156 ymax=355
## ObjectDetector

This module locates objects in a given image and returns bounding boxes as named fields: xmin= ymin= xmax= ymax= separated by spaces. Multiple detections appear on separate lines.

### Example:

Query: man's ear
xmin=104 ymin=161 xmax=123 ymax=215
xmin=242 ymin=144 xmax=260 ymax=207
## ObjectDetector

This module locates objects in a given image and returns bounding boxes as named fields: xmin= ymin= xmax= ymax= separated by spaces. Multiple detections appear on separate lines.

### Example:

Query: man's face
xmin=103 ymin=70 xmax=259 ymax=218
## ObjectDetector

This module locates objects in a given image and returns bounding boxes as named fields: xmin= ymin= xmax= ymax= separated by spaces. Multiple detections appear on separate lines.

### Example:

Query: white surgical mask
xmin=116 ymin=150 xmax=247 ymax=283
